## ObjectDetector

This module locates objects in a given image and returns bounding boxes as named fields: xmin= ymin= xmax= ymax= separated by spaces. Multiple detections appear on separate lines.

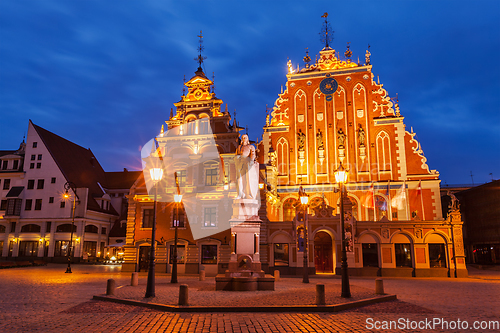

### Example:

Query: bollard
xmin=106 ymin=279 xmax=116 ymax=296
xmin=375 ymin=278 xmax=384 ymax=295
xmin=131 ymin=272 xmax=138 ymax=286
xmin=179 ymin=284 xmax=189 ymax=306
xmin=199 ymin=269 xmax=205 ymax=281
xmin=274 ymin=269 xmax=280 ymax=281
xmin=316 ymin=284 xmax=325 ymax=305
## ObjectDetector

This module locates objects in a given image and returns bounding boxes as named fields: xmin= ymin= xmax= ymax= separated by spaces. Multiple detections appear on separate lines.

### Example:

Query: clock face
xmin=319 ymin=77 xmax=338 ymax=95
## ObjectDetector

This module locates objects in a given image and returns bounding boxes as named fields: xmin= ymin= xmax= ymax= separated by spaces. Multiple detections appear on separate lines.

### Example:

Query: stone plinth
xmin=215 ymin=200 xmax=275 ymax=291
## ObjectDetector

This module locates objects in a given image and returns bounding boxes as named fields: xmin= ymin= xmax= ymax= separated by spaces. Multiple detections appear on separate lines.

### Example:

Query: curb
xmin=92 ymin=294 xmax=397 ymax=313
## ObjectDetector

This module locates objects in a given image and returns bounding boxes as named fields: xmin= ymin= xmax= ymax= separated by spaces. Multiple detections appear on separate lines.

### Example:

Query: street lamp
xmin=63 ymin=182 xmax=78 ymax=274
xmin=335 ymin=162 xmax=351 ymax=298
xmin=299 ymin=186 xmax=309 ymax=283
xmin=171 ymin=172 xmax=182 ymax=284
xmin=145 ymin=167 xmax=163 ymax=298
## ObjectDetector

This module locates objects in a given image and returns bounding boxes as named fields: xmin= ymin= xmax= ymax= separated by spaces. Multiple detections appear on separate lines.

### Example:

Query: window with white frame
xmin=205 ymin=168 xmax=218 ymax=186
xmin=203 ymin=207 xmax=217 ymax=227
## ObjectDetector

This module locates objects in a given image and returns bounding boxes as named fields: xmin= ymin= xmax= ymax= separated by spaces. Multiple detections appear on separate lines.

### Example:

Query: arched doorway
xmin=314 ymin=231 xmax=333 ymax=273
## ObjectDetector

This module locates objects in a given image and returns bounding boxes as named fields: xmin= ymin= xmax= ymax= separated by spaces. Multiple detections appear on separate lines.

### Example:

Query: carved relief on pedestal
xmin=454 ymin=227 xmax=464 ymax=256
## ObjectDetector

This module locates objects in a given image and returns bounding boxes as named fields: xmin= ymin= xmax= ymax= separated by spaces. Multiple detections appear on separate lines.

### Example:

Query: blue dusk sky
xmin=1 ymin=0 xmax=499 ymax=186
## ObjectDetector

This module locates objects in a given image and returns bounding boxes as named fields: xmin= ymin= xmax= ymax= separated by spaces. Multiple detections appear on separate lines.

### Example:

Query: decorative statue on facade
xmin=365 ymin=45 xmax=371 ymax=65
xmin=358 ymin=124 xmax=366 ymax=146
xmin=447 ymin=190 xmax=460 ymax=213
xmin=297 ymin=130 xmax=306 ymax=151
xmin=337 ymin=128 xmax=346 ymax=148
xmin=316 ymin=129 xmax=324 ymax=150
xmin=234 ymin=134 xmax=259 ymax=200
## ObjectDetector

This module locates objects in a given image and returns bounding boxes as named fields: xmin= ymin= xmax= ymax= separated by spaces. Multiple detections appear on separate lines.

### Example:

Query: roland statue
xmin=234 ymin=134 xmax=259 ymax=200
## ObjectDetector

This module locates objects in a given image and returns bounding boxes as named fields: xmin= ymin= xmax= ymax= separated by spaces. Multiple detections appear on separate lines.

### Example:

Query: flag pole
xmin=404 ymin=180 xmax=410 ymax=220
xmin=419 ymin=180 xmax=425 ymax=220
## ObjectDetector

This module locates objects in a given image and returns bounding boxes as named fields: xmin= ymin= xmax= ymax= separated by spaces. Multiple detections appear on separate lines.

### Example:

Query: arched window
xmin=56 ymin=224 xmax=77 ymax=233
xmin=276 ymin=137 xmax=289 ymax=175
xmin=283 ymin=198 xmax=297 ymax=221
xmin=85 ymin=225 xmax=98 ymax=233
xmin=21 ymin=224 xmax=41 ymax=233
xmin=376 ymin=131 xmax=392 ymax=172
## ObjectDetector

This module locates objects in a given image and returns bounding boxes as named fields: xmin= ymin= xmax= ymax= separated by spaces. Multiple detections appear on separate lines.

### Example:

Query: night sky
xmin=1 ymin=1 xmax=499 ymax=185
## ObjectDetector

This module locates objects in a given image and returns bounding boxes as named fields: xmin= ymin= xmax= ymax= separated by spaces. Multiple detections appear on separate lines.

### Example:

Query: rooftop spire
xmin=195 ymin=30 xmax=207 ymax=72
xmin=320 ymin=12 xmax=334 ymax=49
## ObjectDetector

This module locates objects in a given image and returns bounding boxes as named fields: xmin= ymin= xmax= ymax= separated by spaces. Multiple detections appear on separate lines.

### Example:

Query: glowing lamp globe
xmin=335 ymin=163 xmax=348 ymax=184
xmin=150 ymin=168 xmax=163 ymax=182
xmin=174 ymin=194 xmax=183 ymax=203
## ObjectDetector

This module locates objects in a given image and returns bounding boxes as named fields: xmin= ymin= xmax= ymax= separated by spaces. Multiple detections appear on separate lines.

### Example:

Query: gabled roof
xmin=105 ymin=170 xmax=142 ymax=189
xmin=108 ymin=219 xmax=127 ymax=238
xmin=30 ymin=120 xmax=115 ymax=214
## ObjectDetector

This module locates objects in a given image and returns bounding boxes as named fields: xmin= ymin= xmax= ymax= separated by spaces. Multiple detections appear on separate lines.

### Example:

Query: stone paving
xmin=0 ymin=264 xmax=498 ymax=332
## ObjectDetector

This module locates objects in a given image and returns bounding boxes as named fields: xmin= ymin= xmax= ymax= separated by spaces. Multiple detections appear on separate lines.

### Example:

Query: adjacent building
xmin=0 ymin=121 xmax=138 ymax=262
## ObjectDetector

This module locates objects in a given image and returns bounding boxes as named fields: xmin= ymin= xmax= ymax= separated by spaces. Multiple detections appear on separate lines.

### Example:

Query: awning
xmin=6 ymin=186 xmax=24 ymax=198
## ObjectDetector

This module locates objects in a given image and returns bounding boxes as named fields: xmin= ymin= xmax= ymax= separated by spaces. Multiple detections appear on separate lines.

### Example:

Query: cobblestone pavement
xmin=0 ymin=264 xmax=498 ymax=332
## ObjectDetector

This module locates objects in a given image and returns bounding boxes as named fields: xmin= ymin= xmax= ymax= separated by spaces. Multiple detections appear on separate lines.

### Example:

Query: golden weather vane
xmin=320 ymin=12 xmax=334 ymax=49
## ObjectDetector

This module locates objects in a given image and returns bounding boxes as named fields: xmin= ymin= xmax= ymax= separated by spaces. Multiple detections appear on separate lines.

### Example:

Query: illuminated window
xmin=176 ymin=170 xmax=187 ymax=187
xmin=274 ymin=243 xmax=289 ymax=266
xmin=83 ymin=241 xmax=97 ymax=257
xmin=395 ymin=243 xmax=412 ymax=267
xmin=203 ymin=207 xmax=217 ymax=227
xmin=201 ymin=245 xmax=218 ymax=264
xmin=54 ymin=240 xmax=70 ymax=257
xmin=205 ymin=168 xmax=218 ymax=186
xmin=283 ymin=198 xmax=297 ymax=221
xmin=18 ymin=241 xmax=39 ymax=257
xmin=429 ymin=244 xmax=446 ymax=268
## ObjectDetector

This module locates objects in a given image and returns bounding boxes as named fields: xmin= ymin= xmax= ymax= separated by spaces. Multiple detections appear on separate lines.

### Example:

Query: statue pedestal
xmin=216 ymin=199 xmax=275 ymax=291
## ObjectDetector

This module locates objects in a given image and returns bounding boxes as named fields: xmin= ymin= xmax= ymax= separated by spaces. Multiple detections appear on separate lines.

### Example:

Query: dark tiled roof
xmin=105 ymin=170 xmax=141 ymax=189
xmin=31 ymin=121 xmax=116 ymax=215
xmin=0 ymin=150 xmax=17 ymax=157
xmin=108 ymin=219 xmax=126 ymax=238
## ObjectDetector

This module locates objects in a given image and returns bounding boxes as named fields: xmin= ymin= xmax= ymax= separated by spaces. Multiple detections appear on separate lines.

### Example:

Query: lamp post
xmin=335 ymin=162 xmax=351 ymax=298
xmin=63 ymin=182 xmax=77 ymax=274
xmin=171 ymin=172 xmax=182 ymax=284
xmin=145 ymin=167 xmax=163 ymax=298
xmin=299 ymin=186 xmax=309 ymax=283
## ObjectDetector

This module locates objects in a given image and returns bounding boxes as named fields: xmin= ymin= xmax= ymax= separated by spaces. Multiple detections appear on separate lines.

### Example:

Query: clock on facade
xmin=319 ymin=77 xmax=338 ymax=101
